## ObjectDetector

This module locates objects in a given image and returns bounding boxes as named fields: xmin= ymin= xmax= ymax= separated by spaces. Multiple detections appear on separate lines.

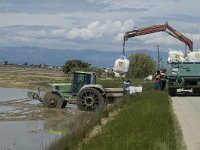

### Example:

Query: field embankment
xmin=0 ymin=65 xmax=68 ymax=89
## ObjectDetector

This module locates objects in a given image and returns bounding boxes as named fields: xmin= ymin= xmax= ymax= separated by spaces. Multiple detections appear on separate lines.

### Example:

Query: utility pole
xmin=157 ymin=44 xmax=160 ymax=69
xmin=122 ymin=39 xmax=125 ymax=56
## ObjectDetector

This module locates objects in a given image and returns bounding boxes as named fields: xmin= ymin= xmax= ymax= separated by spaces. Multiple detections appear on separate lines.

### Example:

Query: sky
xmin=0 ymin=0 xmax=200 ymax=53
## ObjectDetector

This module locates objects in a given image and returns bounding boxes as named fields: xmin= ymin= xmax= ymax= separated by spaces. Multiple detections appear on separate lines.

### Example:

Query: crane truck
xmin=123 ymin=22 xmax=200 ymax=96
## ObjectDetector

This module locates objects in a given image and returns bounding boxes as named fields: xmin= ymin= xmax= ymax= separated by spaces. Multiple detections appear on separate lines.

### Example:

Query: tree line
xmin=63 ymin=53 xmax=157 ymax=79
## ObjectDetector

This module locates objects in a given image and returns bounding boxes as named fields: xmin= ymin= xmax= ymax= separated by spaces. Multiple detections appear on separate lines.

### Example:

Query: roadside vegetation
xmin=48 ymin=81 xmax=184 ymax=150
xmin=81 ymin=88 xmax=184 ymax=150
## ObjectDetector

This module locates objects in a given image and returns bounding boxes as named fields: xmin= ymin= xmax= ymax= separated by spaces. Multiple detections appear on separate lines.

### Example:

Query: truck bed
xmin=167 ymin=62 xmax=200 ymax=77
xmin=104 ymin=88 xmax=124 ymax=97
xmin=167 ymin=62 xmax=200 ymax=95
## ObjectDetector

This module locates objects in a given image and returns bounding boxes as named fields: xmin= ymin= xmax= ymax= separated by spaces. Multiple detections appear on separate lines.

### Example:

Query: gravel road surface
xmin=172 ymin=93 xmax=200 ymax=150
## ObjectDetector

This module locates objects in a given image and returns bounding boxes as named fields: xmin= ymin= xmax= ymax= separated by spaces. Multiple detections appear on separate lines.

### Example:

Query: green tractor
xmin=28 ymin=71 xmax=123 ymax=111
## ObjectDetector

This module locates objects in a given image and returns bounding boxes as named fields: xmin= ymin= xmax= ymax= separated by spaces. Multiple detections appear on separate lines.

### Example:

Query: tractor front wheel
xmin=77 ymin=88 xmax=105 ymax=111
xmin=43 ymin=92 xmax=64 ymax=108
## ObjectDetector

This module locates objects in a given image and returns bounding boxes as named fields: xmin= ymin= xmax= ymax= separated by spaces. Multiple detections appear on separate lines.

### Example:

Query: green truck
xmin=28 ymin=71 xmax=124 ymax=111
xmin=167 ymin=62 xmax=200 ymax=95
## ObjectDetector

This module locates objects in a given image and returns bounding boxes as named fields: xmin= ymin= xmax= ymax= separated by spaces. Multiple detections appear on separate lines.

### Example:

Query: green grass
xmin=47 ymin=82 xmax=184 ymax=150
xmin=46 ymin=110 xmax=110 ymax=150
xmin=97 ymin=78 xmax=123 ymax=88
xmin=81 ymin=88 xmax=183 ymax=150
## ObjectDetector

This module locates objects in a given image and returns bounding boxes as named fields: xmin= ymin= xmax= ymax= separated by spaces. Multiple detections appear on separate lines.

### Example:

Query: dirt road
xmin=172 ymin=94 xmax=200 ymax=150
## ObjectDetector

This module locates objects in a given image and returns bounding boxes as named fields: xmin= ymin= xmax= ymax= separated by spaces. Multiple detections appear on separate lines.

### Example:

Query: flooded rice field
xmin=0 ymin=88 xmax=81 ymax=150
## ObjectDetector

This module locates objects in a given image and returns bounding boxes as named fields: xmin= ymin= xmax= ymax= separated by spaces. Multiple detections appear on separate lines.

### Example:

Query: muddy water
xmin=0 ymin=120 xmax=59 ymax=150
xmin=0 ymin=88 xmax=30 ymax=102
xmin=0 ymin=88 xmax=80 ymax=150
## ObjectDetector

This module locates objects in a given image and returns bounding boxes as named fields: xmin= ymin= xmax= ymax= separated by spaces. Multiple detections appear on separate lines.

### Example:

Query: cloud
xmin=86 ymin=0 xmax=151 ymax=10
xmin=140 ymin=32 xmax=200 ymax=47
xmin=0 ymin=2 xmax=10 ymax=8
xmin=66 ymin=19 xmax=135 ymax=40
xmin=186 ymin=33 xmax=200 ymax=41
xmin=2 ymin=19 xmax=200 ymax=51
xmin=0 ymin=0 xmax=102 ymax=14
xmin=1 ymin=0 xmax=200 ymax=52
xmin=0 ymin=19 xmax=134 ymax=49
xmin=126 ymin=31 xmax=200 ymax=51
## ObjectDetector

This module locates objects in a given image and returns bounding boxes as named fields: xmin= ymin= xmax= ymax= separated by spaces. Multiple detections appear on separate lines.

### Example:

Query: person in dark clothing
xmin=153 ymin=70 xmax=161 ymax=90
xmin=159 ymin=69 xmax=167 ymax=90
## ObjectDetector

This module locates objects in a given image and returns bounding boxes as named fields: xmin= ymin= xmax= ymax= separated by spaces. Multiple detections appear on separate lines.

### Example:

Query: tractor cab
xmin=48 ymin=71 xmax=96 ymax=96
xmin=71 ymin=71 xmax=96 ymax=95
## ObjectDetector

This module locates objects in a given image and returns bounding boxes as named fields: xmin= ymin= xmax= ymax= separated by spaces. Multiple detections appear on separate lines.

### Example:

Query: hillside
xmin=0 ymin=46 xmax=168 ymax=68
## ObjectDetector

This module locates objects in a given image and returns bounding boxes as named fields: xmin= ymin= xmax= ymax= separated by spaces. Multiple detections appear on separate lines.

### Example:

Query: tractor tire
xmin=168 ymin=88 xmax=176 ymax=96
xmin=77 ymin=88 xmax=105 ymax=111
xmin=43 ymin=92 xmax=64 ymax=108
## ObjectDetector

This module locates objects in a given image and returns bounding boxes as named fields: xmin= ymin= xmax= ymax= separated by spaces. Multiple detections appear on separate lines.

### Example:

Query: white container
xmin=187 ymin=51 xmax=200 ymax=62
xmin=113 ymin=56 xmax=130 ymax=75
xmin=130 ymin=86 xmax=143 ymax=94
xmin=168 ymin=49 xmax=185 ymax=62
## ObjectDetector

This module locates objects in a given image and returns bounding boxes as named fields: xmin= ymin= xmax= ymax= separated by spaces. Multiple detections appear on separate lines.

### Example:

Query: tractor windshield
xmin=71 ymin=73 xmax=92 ymax=95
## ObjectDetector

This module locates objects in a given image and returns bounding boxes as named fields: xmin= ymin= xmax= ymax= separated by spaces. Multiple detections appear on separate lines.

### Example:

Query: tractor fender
xmin=79 ymin=84 xmax=107 ymax=98
xmin=51 ymin=90 xmax=63 ymax=98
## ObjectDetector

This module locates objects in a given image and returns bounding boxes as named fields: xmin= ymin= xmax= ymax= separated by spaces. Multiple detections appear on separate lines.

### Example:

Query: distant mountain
xmin=0 ymin=46 xmax=168 ymax=68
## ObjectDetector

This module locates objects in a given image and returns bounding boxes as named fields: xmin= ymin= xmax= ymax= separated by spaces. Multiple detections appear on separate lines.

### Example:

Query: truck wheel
xmin=168 ymin=88 xmax=176 ymax=96
xmin=193 ymin=88 xmax=200 ymax=94
xmin=43 ymin=92 xmax=63 ymax=108
xmin=77 ymin=88 xmax=105 ymax=111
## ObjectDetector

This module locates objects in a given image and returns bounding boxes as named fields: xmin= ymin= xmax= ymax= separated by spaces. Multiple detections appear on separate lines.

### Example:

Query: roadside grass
xmin=46 ymin=97 xmax=124 ymax=150
xmin=47 ymin=81 xmax=184 ymax=150
xmin=81 ymin=88 xmax=184 ymax=150
xmin=46 ymin=110 xmax=110 ymax=150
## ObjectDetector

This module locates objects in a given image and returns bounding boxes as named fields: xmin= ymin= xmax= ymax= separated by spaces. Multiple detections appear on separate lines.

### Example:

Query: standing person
xmin=153 ymin=70 xmax=161 ymax=90
xmin=160 ymin=69 xmax=167 ymax=90
xmin=124 ymin=79 xmax=130 ymax=95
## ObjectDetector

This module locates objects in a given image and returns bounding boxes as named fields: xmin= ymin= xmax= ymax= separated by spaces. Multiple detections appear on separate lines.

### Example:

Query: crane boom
xmin=123 ymin=22 xmax=193 ymax=52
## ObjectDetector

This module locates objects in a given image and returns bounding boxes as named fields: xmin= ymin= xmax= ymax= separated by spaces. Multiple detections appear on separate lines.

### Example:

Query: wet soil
xmin=0 ymin=66 xmax=116 ymax=150
xmin=0 ymin=87 xmax=82 ymax=150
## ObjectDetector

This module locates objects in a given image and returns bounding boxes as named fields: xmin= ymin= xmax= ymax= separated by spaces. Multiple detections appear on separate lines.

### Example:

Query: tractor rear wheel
xmin=43 ymin=92 xmax=63 ymax=108
xmin=77 ymin=88 xmax=105 ymax=111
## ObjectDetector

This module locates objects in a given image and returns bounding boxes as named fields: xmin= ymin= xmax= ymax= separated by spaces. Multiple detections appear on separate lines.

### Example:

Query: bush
xmin=127 ymin=53 xmax=157 ymax=79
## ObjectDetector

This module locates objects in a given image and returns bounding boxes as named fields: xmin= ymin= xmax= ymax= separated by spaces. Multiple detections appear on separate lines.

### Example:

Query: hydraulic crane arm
xmin=123 ymin=22 xmax=193 ymax=52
